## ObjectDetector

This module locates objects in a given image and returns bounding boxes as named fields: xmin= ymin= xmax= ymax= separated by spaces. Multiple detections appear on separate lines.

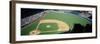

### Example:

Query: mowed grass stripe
xmin=21 ymin=11 xmax=90 ymax=35
xmin=44 ymin=11 xmax=89 ymax=27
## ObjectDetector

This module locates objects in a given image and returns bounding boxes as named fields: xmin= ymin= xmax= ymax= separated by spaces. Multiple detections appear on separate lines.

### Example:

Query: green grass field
xmin=21 ymin=11 xmax=90 ymax=35
xmin=38 ymin=23 xmax=58 ymax=32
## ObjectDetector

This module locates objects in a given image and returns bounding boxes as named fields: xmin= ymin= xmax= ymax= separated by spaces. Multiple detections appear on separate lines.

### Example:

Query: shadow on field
xmin=61 ymin=24 xmax=92 ymax=34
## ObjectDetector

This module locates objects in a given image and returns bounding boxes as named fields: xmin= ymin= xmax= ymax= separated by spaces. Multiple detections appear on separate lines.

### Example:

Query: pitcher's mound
xmin=30 ymin=19 xmax=70 ymax=35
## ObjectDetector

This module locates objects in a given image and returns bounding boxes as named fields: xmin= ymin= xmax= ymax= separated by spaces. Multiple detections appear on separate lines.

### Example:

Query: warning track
xmin=22 ymin=11 xmax=90 ymax=35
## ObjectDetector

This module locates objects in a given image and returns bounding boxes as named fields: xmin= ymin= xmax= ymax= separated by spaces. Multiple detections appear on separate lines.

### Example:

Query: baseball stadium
xmin=21 ymin=8 xmax=92 ymax=35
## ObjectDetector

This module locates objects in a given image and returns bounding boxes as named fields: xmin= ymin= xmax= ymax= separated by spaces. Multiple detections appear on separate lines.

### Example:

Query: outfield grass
xmin=44 ymin=11 xmax=89 ymax=27
xmin=21 ymin=11 xmax=90 ymax=35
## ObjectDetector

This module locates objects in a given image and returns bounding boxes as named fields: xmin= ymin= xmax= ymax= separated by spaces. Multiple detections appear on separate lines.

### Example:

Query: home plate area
xmin=21 ymin=10 xmax=91 ymax=35
xmin=29 ymin=19 xmax=70 ymax=35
